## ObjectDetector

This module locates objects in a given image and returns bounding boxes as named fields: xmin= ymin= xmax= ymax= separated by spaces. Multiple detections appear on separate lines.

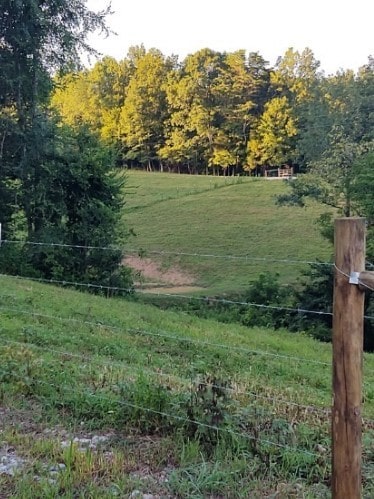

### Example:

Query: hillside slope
xmin=123 ymin=172 xmax=333 ymax=294
xmin=1 ymin=276 xmax=373 ymax=497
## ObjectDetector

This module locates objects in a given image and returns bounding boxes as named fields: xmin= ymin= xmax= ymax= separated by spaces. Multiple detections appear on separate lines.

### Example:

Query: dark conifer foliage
xmin=0 ymin=1 xmax=132 ymax=292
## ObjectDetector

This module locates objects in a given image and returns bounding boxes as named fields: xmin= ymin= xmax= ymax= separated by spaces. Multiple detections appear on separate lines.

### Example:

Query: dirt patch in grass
xmin=124 ymin=256 xmax=205 ymax=294
xmin=138 ymin=286 xmax=204 ymax=294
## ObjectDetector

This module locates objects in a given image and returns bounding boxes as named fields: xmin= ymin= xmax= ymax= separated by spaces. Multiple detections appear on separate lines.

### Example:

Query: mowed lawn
xmin=123 ymin=171 xmax=333 ymax=294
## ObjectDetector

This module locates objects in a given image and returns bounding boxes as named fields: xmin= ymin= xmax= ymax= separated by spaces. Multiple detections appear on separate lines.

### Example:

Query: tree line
xmin=51 ymin=45 xmax=374 ymax=176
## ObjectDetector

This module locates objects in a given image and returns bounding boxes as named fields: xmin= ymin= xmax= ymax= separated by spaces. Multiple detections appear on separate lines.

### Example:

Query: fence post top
xmin=335 ymin=217 xmax=366 ymax=222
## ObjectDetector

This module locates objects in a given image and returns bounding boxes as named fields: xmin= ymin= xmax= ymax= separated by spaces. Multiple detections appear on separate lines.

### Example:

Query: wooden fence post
xmin=332 ymin=217 xmax=366 ymax=499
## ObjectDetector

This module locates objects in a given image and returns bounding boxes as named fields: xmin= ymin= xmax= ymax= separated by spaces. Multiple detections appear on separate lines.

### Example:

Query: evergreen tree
xmin=0 ymin=0 xmax=132 ymax=292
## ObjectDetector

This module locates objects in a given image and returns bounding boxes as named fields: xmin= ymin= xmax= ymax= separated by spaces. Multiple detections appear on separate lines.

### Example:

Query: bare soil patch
xmin=138 ymin=286 xmax=204 ymax=294
xmin=124 ymin=256 xmax=205 ymax=294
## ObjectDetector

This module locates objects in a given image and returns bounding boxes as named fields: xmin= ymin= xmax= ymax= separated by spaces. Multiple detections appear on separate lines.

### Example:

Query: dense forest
xmin=52 ymin=45 xmax=374 ymax=176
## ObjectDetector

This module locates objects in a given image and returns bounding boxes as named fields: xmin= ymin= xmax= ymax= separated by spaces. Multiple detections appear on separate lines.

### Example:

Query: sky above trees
xmin=86 ymin=0 xmax=373 ymax=75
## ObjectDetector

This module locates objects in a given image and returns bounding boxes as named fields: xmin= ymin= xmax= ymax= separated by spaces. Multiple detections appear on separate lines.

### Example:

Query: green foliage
xmin=278 ymin=132 xmax=374 ymax=216
xmin=271 ymin=47 xmax=322 ymax=103
xmin=239 ymin=273 xmax=292 ymax=329
xmin=290 ymin=263 xmax=334 ymax=343
xmin=53 ymin=47 xmax=272 ymax=174
xmin=117 ymin=375 xmax=176 ymax=434
xmin=52 ymin=56 xmax=130 ymax=142
xmin=0 ymin=1 xmax=132 ymax=291
xmin=184 ymin=376 xmax=235 ymax=454
xmin=246 ymin=96 xmax=298 ymax=170
xmin=120 ymin=49 xmax=172 ymax=169
xmin=0 ymin=121 xmax=133 ymax=293
xmin=351 ymin=152 xmax=374 ymax=220
xmin=0 ymin=346 xmax=41 ymax=398
xmin=293 ymin=263 xmax=374 ymax=351
xmin=276 ymin=127 xmax=374 ymax=351
xmin=47 ymin=43 xmax=374 ymax=176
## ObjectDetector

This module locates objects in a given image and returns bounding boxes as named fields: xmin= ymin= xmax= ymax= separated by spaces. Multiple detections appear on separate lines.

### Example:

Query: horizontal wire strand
xmin=0 ymin=305 xmax=333 ymax=367
xmin=0 ymin=273 xmax=336 ymax=318
xmin=139 ymin=291 xmax=335 ymax=317
xmin=2 ymin=334 xmax=374 ymax=426
xmin=3 ymin=302 xmax=374 ymax=375
xmin=2 ymin=239 xmax=333 ymax=267
xmin=0 ymin=337 xmax=332 ymax=418
xmin=334 ymin=264 xmax=374 ymax=292
xmin=6 ymin=271 xmax=373 ymax=320
xmin=30 ymin=378 xmax=322 ymax=459
xmin=0 ymin=273 xmax=134 ymax=293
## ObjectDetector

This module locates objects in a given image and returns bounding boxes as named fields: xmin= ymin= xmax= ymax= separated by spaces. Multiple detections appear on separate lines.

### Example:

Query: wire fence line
xmin=3 ymin=367 xmax=326 ymax=459
xmin=6 ymin=272 xmax=374 ymax=320
xmin=2 ymin=239 xmax=334 ymax=267
xmin=139 ymin=291 xmax=336 ymax=317
xmin=4 ymin=284 xmax=374 ymax=373
xmin=2 ymin=303 xmax=374 ymax=376
xmin=1 ymin=316 xmax=374 ymax=424
xmin=2 ymin=239 xmax=373 ymax=317
xmin=1 ymin=336 xmax=333 ymax=418
xmin=2 ymin=226 xmax=374 ymax=472
xmin=4 ymin=238 xmax=374 ymax=278
xmin=0 ymin=373 xmax=330 ymax=459
xmin=4 ymin=332 xmax=374 ymax=427
xmin=0 ymin=310 xmax=374 ymax=380
xmin=1 ymin=277 xmax=374 ymax=466
xmin=126 ymin=249 xmax=334 ymax=268
xmin=25 ymin=377 xmax=323 ymax=459
xmin=1 ymin=246 xmax=374 ymax=422
xmin=1 ymin=289 xmax=374 ymax=372
xmin=0 ymin=273 xmax=134 ymax=293
xmin=0 ymin=272 xmax=337 ymax=318
xmin=16 ymin=363 xmax=374 ymax=459
xmin=0 ymin=305 xmax=333 ymax=367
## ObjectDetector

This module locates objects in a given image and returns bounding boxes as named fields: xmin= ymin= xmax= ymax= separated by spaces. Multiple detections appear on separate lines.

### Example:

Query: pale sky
xmin=86 ymin=0 xmax=373 ymax=75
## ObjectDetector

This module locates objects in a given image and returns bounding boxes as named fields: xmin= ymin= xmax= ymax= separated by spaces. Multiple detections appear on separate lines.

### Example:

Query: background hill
xmin=123 ymin=171 xmax=333 ymax=294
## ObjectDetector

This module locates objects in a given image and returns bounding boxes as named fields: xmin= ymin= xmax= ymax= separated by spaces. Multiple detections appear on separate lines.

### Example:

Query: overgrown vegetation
xmin=139 ymin=261 xmax=373 ymax=352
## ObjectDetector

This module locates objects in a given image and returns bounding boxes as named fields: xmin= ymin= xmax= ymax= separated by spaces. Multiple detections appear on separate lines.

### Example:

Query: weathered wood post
xmin=332 ymin=218 xmax=366 ymax=498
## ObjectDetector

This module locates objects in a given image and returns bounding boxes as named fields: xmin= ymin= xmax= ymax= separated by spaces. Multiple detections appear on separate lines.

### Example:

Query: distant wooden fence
xmin=264 ymin=167 xmax=294 ymax=178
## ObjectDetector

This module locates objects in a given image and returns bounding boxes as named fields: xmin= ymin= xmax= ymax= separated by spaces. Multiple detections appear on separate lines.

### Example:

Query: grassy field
xmin=123 ymin=172 xmax=333 ymax=294
xmin=1 ymin=276 xmax=374 ymax=497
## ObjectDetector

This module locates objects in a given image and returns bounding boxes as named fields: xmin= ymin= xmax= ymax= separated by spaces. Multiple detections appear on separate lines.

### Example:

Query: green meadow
xmin=123 ymin=171 xmax=333 ymax=294
xmin=1 ymin=172 xmax=373 ymax=498
xmin=1 ymin=275 xmax=373 ymax=497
